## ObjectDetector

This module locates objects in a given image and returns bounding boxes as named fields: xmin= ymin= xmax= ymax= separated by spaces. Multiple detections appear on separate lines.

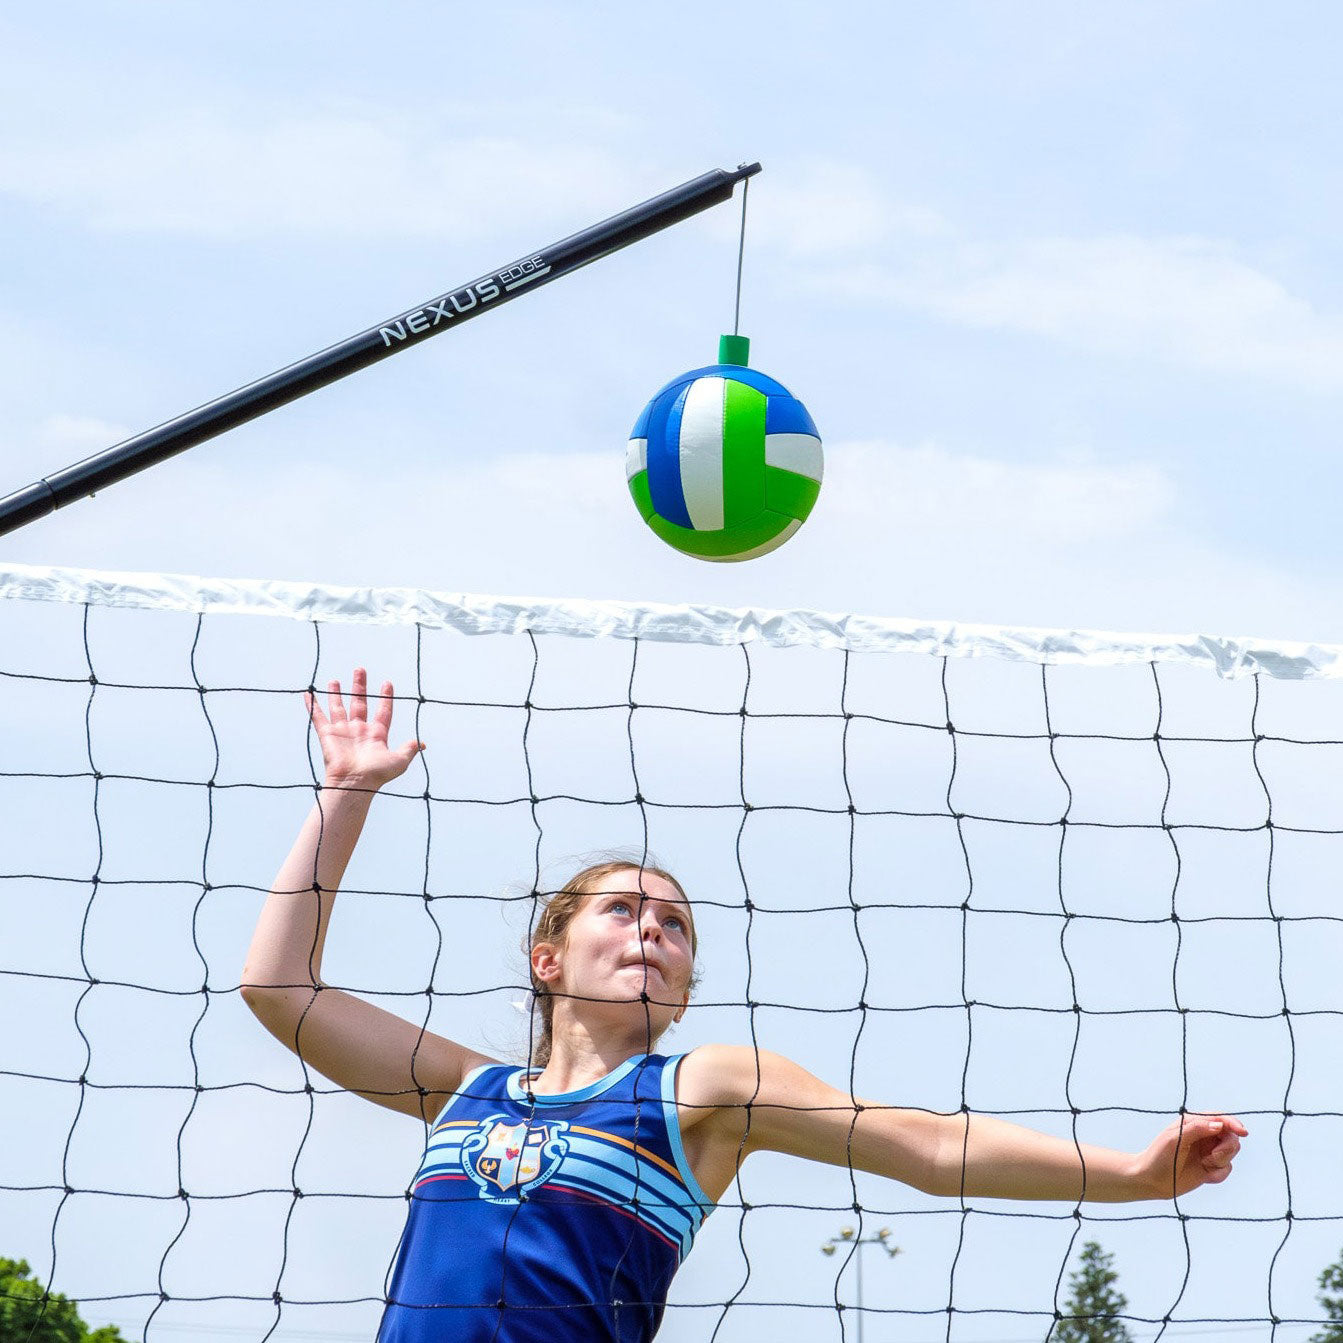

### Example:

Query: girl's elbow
xmin=239 ymin=979 xmax=284 ymax=1025
xmin=239 ymin=979 xmax=270 ymax=1013
xmin=239 ymin=977 xmax=320 ymax=1031
xmin=874 ymin=1144 xmax=954 ymax=1197
xmin=916 ymin=1166 xmax=966 ymax=1199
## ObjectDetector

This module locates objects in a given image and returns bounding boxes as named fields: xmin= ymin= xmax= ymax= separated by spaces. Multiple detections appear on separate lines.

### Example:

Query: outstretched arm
xmin=241 ymin=669 xmax=495 ymax=1122
xmin=679 ymin=1046 xmax=1245 ymax=1203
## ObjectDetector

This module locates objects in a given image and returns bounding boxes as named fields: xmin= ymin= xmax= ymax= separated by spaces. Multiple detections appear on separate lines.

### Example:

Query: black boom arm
xmin=0 ymin=161 xmax=761 ymax=539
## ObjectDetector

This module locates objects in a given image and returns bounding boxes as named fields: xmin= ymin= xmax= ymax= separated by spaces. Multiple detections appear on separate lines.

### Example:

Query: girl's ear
xmin=531 ymin=942 xmax=562 ymax=984
xmin=673 ymin=990 xmax=690 ymax=1024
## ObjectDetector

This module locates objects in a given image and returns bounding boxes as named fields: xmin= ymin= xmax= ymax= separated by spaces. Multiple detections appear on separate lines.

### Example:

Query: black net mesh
xmin=1 ymin=570 xmax=1340 ymax=1341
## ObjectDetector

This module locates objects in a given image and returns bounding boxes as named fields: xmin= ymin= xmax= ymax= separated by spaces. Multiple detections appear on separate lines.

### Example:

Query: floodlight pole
xmin=0 ymin=161 xmax=762 ymax=539
xmin=820 ymin=1226 xmax=901 ymax=1343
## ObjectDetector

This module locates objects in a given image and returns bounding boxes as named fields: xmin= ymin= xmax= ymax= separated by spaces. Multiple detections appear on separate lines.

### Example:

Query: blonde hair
xmin=525 ymin=860 xmax=699 ymax=1067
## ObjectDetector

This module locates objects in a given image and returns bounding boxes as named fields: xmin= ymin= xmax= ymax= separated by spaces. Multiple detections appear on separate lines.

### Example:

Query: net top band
xmin=0 ymin=560 xmax=1336 ymax=682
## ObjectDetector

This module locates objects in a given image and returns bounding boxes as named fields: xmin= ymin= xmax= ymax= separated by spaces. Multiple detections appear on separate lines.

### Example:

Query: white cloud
xmin=13 ymin=113 xmax=1339 ymax=393
xmin=824 ymin=440 xmax=1174 ymax=546
xmin=757 ymin=163 xmax=933 ymax=258
xmin=821 ymin=230 xmax=1343 ymax=391
xmin=924 ymin=235 xmax=1343 ymax=388
xmin=725 ymin=160 xmax=1343 ymax=391
xmin=38 ymin=414 xmax=130 ymax=452
xmin=4 ymin=433 xmax=1331 ymax=643
xmin=0 ymin=115 xmax=640 ymax=240
xmin=702 ymin=159 xmax=946 ymax=261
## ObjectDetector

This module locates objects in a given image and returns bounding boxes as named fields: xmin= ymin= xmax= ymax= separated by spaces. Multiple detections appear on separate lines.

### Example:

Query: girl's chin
xmin=612 ymin=963 xmax=668 ymax=986
xmin=583 ymin=982 xmax=682 ymax=1013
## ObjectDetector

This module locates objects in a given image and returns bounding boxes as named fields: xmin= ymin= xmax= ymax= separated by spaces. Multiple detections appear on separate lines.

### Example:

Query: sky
xmin=3 ymin=2 xmax=1343 ymax=1340
xmin=5 ymin=3 xmax=1343 ymax=639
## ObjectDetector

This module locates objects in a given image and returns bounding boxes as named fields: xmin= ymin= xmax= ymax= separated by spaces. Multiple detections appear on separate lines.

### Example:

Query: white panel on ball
xmin=625 ymin=438 xmax=648 ymax=481
xmin=764 ymin=432 xmax=824 ymax=481
xmin=676 ymin=377 xmax=727 ymax=531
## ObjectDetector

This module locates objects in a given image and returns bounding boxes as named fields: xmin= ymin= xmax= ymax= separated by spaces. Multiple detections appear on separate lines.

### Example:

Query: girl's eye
xmin=665 ymin=915 xmax=685 ymax=933
xmin=608 ymin=900 xmax=632 ymax=917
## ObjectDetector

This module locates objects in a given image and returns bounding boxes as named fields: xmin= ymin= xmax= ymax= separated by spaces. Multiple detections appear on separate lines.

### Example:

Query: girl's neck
xmin=529 ymin=1023 xmax=655 ymax=1095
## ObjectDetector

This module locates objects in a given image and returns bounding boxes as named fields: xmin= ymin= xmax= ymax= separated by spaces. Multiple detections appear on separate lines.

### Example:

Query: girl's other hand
xmin=1132 ymin=1113 xmax=1247 ymax=1198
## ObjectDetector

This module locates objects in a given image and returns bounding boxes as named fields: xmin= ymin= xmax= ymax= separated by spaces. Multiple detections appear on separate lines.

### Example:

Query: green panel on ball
xmin=627 ymin=471 xmax=656 ymax=522
xmin=763 ymin=466 xmax=822 ymax=521
xmin=710 ymin=514 xmax=802 ymax=562
xmin=644 ymin=507 xmax=793 ymax=560
xmin=720 ymin=380 xmax=767 ymax=528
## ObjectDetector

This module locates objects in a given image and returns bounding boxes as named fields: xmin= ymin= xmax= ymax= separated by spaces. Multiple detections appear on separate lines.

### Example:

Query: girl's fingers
xmin=1191 ymin=1116 xmax=1247 ymax=1145
xmin=395 ymin=738 xmax=426 ymax=766
xmin=1182 ymin=1115 xmax=1243 ymax=1171
xmin=374 ymin=681 xmax=396 ymax=734
xmin=327 ymin=678 xmax=347 ymax=721
xmin=317 ymin=670 xmax=411 ymax=744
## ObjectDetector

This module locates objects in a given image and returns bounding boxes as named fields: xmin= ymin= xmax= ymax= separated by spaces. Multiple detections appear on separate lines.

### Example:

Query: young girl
xmin=242 ymin=671 xmax=1247 ymax=1343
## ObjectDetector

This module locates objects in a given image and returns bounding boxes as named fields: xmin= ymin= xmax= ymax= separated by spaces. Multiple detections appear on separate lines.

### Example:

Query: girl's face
xmin=533 ymin=868 xmax=696 ymax=1035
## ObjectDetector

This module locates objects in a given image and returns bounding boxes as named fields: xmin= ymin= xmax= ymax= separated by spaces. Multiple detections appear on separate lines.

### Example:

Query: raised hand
xmin=1132 ymin=1113 xmax=1248 ymax=1197
xmin=305 ymin=667 xmax=424 ymax=790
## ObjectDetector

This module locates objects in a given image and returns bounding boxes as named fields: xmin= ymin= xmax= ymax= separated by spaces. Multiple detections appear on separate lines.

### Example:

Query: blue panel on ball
xmin=646 ymin=382 xmax=694 ymax=530
xmin=764 ymin=395 xmax=819 ymax=438
xmin=630 ymin=396 xmax=656 ymax=439
xmin=640 ymin=364 xmax=792 ymax=408
xmin=633 ymin=371 xmax=708 ymax=427
xmin=715 ymin=365 xmax=793 ymax=399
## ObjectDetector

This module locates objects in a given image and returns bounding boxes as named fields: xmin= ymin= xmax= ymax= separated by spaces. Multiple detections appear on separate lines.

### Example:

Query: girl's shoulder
xmin=673 ymin=1044 xmax=859 ymax=1130
xmin=669 ymin=1045 xmax=838 ymax=1198
xmin=673 ymin=1043 xmax=787 ymax=1110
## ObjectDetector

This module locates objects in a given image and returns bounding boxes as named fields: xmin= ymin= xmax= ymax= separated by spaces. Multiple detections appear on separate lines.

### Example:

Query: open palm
xmin=306 ymin=667 xmax=423 ymax=789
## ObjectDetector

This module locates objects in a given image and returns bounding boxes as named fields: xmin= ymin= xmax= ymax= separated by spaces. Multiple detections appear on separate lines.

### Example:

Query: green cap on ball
xmin=718 ymin=334 xmax=751 ymax=366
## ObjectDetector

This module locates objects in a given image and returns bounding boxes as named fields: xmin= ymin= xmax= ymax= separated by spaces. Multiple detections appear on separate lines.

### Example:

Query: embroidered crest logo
xmin=460 ymin=1115 xmax=570 ymax=1203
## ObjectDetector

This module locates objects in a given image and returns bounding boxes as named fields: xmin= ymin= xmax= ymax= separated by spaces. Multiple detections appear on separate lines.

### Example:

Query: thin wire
xmin=733 ymin=176 xmax=750 ymax=336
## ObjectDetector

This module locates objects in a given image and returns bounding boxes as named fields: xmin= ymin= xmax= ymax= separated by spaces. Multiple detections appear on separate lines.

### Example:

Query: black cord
xmin=733 ymin=176 xmax=750 ymax=337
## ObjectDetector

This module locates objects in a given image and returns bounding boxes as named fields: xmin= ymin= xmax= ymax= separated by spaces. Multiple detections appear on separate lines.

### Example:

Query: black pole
xmin=0 ymin=161 xmax=762 ymax=539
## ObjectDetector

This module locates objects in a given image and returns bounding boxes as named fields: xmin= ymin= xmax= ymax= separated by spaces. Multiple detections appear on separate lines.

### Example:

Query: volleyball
xmin=626 ymin=335 xmax=822 ymax=561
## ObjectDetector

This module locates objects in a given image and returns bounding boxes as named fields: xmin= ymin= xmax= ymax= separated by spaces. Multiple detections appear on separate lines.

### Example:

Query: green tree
xmin=0 ymin=1258 xmax=130 ymax=1343
xmin=1310 ymin=1248 xmax=1343 ymax=1342
xmin=1052 ymin=1239 xmax=1134 ymax=1343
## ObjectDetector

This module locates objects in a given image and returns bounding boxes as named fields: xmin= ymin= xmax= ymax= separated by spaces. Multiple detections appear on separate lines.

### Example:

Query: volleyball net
xmin=1 ymin=561 xmax=1340 ymax=1341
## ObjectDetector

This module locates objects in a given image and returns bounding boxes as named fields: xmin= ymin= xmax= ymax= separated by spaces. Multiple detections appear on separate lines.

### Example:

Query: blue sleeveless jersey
xmin=378 ymin=1052 xmax=714 ymax=1343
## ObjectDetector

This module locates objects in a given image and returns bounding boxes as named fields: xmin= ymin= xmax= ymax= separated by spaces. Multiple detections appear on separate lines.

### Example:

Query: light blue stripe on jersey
xmin=418 ymin=1054 xmax=712 ymax=1242
xmin=660 ymin=1055 xmax=714 ymax=1214
xmin=506 ymin=1052 xmax=649 ymax=1104
xmin=558 ymin=1140 xmax=700 ymax=1248
xmin=415 ymin=1116 xmax=702 ymax=1251
xmin=414 ymin=1127 xmax=470 ymax=1185
xmin=415 ymin=1128 xmax=697 ymax=1253
xmin=548 ymin=1178 xmax=687 ymax=1254
xmin=431 ymin=1063 xmax=509 ymax=1122
xmin=564 ymin=1135 xmax=691 ymax=1207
